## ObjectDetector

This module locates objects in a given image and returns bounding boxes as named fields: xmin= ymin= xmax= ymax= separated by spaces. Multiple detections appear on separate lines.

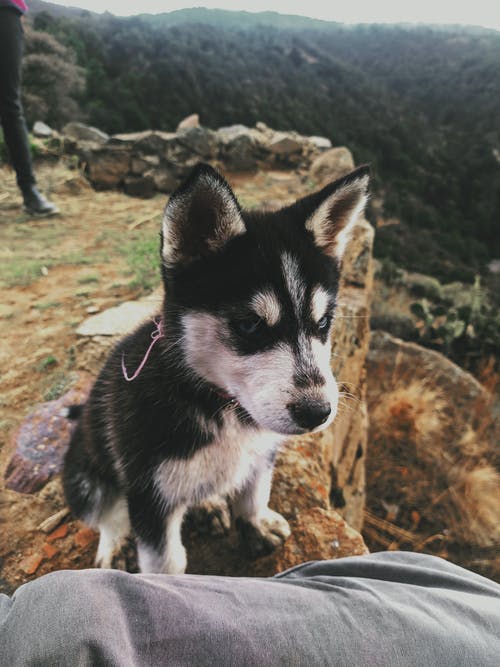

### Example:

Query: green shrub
xmin=405 ymin=273 xmax=443 ymax=301
xmin=376 ymin=258 xmax=404 ymax=287
xmin=0 ymin=129 xmax=8 ymax=163
xmin=410 ymin=276 xmax=500 ymax=365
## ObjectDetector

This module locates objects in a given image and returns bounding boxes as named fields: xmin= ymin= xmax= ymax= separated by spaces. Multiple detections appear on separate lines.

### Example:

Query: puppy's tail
xmin=61 ymin=404 xmax=84 ymax=420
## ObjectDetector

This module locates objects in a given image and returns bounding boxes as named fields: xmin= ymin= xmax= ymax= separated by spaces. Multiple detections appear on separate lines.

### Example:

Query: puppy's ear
xmin=305 ymin=165 xmax=370 ymax=263
xmin=161 ymin=164 xmax=245 ymax=267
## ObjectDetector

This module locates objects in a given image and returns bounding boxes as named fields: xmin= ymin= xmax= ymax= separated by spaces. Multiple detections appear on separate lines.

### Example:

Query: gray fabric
xmin=0 ymin=552 xmax=499 ymax=666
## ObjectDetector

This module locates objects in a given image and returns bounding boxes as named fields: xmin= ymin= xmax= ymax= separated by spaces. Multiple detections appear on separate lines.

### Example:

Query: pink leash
xmin=121 ymin=317 xmax=164 ymax=382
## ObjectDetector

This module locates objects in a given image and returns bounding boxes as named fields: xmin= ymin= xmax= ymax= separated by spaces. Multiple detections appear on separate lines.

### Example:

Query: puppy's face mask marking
xmin=162 ymin=164 xmax=369 ymax=435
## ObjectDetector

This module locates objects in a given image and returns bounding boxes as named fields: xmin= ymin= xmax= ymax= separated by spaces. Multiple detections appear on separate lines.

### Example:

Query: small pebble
xmin=74 ymin=527 xmax=97 ymax=548
xmin=47 ymin=523 xmax=69 ymax=542
xmin=19 ymin=553 xmax=43 ymax=575
xmin=42 ymin=543 xmax=59 ymax=559
xmin=38 ymin=508 xmax=70 ymax=533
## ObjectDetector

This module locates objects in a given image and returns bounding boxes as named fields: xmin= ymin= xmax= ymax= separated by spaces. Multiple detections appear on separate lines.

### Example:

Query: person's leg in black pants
xmin=0 ymin=8 xmax=58 ymax=215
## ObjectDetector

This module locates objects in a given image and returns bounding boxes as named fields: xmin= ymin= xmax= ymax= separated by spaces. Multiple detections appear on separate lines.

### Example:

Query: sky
xmin=44 ymin=0 xmax=500 ymax=32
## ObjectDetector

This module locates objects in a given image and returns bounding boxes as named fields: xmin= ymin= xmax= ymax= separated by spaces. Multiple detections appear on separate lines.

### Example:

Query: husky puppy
xmin=63 ymin=163 xmax=369 ymax=574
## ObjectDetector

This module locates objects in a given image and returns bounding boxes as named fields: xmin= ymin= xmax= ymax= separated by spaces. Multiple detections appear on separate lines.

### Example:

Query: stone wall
xmin=56 ymin=121 xmax=339 ymax=195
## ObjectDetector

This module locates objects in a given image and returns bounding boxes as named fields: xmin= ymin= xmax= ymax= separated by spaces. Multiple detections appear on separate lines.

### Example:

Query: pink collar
xmin=121 ymin=317 xmax=164 ymax=382
xmin=121 ymin=317 xmax=239 ymax=407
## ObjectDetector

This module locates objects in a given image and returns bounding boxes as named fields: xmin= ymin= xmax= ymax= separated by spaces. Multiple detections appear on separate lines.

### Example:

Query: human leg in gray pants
xmin=1 ymin=551 xmax=499 ymax=666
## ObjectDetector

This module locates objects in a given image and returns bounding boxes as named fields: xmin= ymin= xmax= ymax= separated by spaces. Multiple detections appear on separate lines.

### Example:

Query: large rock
xmin=302 ymin=217 xmax=374 ymax=531
xmin=217 ymin=124 xmax=253 ymax=142
xmin=63 ymin=122 xmax=109 ymax=144
xmin=310 ymin=147 xmax=355 ymax=186
xmin=266 ymin=132 xmax=304 ymax=156
xmin=174 ymin=126 xmax=218 ymax=160
xmin=130 ymin=155 xmax=160 ymax=176
xmin=4 ymin=375 xmax=93 ymax=494
xmin=176 ymin=113 xmax=200 ymax=132
xmin=342 ymin=219 xmax=374 ymax=287
xmin=308 ymin=136 xmax=332 ymax=151
xmin=184 ymin=507 xmax=368 ymax=576
xmin=367 ymin=331 xmax=500 ymax=548
xmin=85 ymin=147 xmax=131 ymax=189
xmin=177 ymin=114 xmax=200 ymax=131
xmin=162 ymin=139 xmax=207 ymax=171
xmin=110 ymin=130 xmax=174 ymax=154
xmin=272 ymin=508 xmax=369 ymax=571
xmin=216 ymin=125 xmax=265 ymax=171
xmin=33 ymin=121 xmax=53 ymax=138
xmin=150 ymin=167 xmax=181 ymax=193
xmin=123 ymin=174 xmax=155 ymax=199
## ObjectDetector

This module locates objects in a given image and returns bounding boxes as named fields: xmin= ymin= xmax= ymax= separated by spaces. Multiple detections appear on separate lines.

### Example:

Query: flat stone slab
xmin=76 ymin=290 xmax=162 ymax=337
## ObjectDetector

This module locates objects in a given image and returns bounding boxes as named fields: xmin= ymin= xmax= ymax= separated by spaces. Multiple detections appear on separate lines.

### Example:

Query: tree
xmin=22 ymin=28 xmax=85 ymax=129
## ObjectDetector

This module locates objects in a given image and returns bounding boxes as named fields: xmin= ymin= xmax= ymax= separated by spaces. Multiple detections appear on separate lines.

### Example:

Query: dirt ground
xmin=0 ymin=160 xmax=307 ymax=594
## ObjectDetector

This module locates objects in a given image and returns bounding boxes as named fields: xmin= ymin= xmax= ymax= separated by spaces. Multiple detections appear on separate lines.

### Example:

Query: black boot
xmin=22 ymin=185 xmax=59 ymax=216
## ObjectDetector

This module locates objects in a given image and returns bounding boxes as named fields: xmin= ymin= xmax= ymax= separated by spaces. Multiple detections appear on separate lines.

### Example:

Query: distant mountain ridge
xmin=25 ymin=1 xmax=500 ymax=279
xmin=28 ymin=1 xmax=499 ymax=34
xmin=28 ymin=0 xmax=96 ymax=18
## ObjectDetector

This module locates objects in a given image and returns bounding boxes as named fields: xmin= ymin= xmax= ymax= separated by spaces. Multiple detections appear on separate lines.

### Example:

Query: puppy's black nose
xmin=289 ymin=400 xmax=331 ymax=430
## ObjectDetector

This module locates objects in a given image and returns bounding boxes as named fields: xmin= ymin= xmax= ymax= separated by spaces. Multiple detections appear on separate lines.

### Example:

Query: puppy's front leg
xmin=139 ymin=505 xmax=187 ymax=574
xmin=128 ymin=487 xmax=187 ymax=574
xmin=232 ymin=459 xmax=291 ymax=558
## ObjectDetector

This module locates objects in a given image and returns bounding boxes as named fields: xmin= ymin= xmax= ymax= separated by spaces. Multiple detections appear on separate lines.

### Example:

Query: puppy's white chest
xmin=155 ymin=415 xmax=282 ymax=507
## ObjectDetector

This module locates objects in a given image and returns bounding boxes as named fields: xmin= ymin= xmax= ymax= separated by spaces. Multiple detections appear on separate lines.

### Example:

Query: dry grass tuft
xmin=371 ymin=381 xmax=446 ymax=458
xmin=446 ymin=465 xmax=500 ymax=548
xmin=367 ymin=378 xmax=499 ymax=552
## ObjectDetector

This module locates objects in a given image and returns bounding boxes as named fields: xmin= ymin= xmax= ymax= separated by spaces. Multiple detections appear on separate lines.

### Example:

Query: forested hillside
xmin=21 ymin=4 xmax=500 ymax=279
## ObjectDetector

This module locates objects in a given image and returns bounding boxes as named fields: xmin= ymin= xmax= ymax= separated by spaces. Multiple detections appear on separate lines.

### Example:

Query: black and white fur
xmin=63 ymin=163 xmax=369 ymax=573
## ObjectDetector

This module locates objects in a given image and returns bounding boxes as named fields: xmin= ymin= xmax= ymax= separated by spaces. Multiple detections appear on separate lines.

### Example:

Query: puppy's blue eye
xmin=318 ymin=315 xmax=330 ymax=330
xmin=236 ymin=317 xmax=262 ymax=335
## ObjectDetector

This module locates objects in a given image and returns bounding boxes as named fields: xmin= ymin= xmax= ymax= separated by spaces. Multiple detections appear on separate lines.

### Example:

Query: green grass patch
xmin=123 ymin=233 xmax=160 ymax=293
xmin=237 ymin=195 xmax=260 ymax=210
xmin=77 ymin=273 xmax=100 ymax=284
xmin=33 ymin=300 xmax=61 ymax=311
xmin=62 ymin=253 xmax=93 ymax=266
xmin=38 ymin=355 xmax=58 ymax=371
xmin=43 ymin=372 xmax=73 ymax=401
xmin=0 ymin=259 xmax=54 ymax=287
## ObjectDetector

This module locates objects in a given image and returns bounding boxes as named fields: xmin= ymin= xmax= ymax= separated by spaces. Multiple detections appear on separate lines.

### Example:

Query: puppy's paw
xmin=187 ymin=496 xmax=231 ymax=536
xmin=95 ymin=535 xmax=138 ymax=572
xmin=237 ymin=508 xmax=291 ymax=558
